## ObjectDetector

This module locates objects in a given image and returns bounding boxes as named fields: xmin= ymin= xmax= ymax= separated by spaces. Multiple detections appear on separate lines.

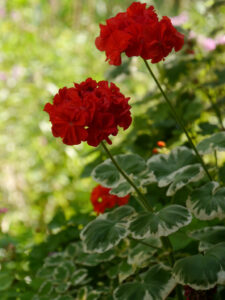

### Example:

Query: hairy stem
xmin=143 ymin=59 xmax=212 ymax=182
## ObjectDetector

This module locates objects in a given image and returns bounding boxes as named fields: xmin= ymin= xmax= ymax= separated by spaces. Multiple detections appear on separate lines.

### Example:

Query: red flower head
xmin=44 ymin=78 xmax=132 ymax=147
xmin=91 ymin=185 xmax=130 ymax=214
xmin=157 ymin=140 xmax=166 ymax=147
xmin=95 ymin=2 xmax=184 ymax=65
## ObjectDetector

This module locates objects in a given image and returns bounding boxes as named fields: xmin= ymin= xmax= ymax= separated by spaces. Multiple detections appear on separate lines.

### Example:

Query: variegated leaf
xmin=147 ymin=147 xmax=202 ymax=195
xmin=173 ymin=242 xmax=225 ymax=289
xmin=74 ymin=242 xmax=115 ymax=266
xmin=114 ymin=264 xmax=176 ymax=300
xmin=186 ymin=182 xmax=225 ymax=220
xmin=128 ymin=238 xmax=160 ymax=267
xmin=129 ymin=205 xmax=192 ymax=239
xmin=166 ymin=164 xmax=204 ymax=196
xmin=92 ymin=154 xmax=155 ymax=197
xmin=81 ymin=205 xmax=135 ymax=253
xmin=71 ymin=269 xmax=88 ymax=286
xmin=189 ymin=226 xmax=225 ymax=251
xmin=197 ymin=132 xmax=225 ymax=154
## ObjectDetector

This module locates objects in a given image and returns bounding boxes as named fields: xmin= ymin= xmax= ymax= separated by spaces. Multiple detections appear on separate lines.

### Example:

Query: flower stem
xmin=101 ymin=141 xmax=179 ymax=292
xmin=101 ymin=141 xmax=153 ymax=212
xmin=143 ymin=59 xmax=212 ymax=181
xmin=207 ymin=91 xmax=225 ymax=130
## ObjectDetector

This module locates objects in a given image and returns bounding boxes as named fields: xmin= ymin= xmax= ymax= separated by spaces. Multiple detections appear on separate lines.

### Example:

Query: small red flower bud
xmin=152 ymin=148 xmax=159 ymax=154
xmin=157 ymin=141 xmax=166 ymax=147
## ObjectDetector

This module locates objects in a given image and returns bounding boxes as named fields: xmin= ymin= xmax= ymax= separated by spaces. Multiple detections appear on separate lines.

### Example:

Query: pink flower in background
xmin=0 ymin=208 xmax=8 ymax=214
xmin=170 ymin=12 xmax=188 ymax=26
xmin=0 ymin=72 xmax=7 ymax=81
xmin=0 ymin=8 xmax=5 ymax=18
xmin=188 ymin=31 xmax=225 ymax=52
xmin=216 ymin=35 xmax=225 ymax=45
xmin=198 ymin=37 xmax=217 ymax=51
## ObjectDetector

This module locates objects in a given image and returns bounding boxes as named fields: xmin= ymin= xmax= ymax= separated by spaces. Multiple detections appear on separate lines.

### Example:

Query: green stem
xmin=101 ymin=141 xmax=178 ymax=284
xmin=129 ymin=237 xmax=160 ymax=250
xmin=214 ymin=150 xmax=218 ymax=169
xmin=176 ymin=285 xmax=184 ymax=300
xmin=214 ymin=150 xmax=219 ymax=181
xmin=143 ymin=59 xmax=212 ymax=182
xmin=207 ymin=92 xmax=225 ymax=130
xmin=101 ymin=141 xmax=153 ymax=212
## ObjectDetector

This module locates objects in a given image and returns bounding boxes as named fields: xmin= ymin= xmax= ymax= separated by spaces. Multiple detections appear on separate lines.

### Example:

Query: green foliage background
xmin=0 ymin=0 xmax=225 ymax=299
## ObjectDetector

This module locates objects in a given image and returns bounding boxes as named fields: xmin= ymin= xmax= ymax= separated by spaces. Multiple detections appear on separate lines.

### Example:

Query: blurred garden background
xmin=0 ymin=0 xmax=225 ymax=298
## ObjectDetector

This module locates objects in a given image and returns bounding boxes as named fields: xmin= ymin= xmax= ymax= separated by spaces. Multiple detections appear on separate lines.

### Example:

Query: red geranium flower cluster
xmin=95 ymin=1 xmax=184 ymax=65
xmin=44 ymin=78 xmax=132 ymax=147
xmin=91 ymin=185 xmax=130 ymax=214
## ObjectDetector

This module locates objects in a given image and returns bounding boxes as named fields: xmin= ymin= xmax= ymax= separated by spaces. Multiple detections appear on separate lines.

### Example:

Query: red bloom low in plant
xmin=95 ymin=1 xmax=184 ymax=65
xmin=91 ymin=185 xmax=130 ymax=214
xmin=44 ymin=78 xmax=132 ymax=147
xmin=157 ymin=140 xmax=166 ymax=147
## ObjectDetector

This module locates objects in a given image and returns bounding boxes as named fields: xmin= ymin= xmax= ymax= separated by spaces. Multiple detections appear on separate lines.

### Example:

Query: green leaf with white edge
xmin=37 ymin=266 xmax=55 ymax=278
xmin=0 ymin=271 xmax=13 ymax=291
xmin=44 ymin=253 xmax=65 ymax=266
xmin=128 ymin=238 xmax=160 ymax=267
xmin=189 ymin=226 xmax=225 ymax=251
xmin=38 ymin=281 xmax=54 ymax=295
xmin=118 ymin=261 xmax=136 ymax=283
xmin=147 ymin=146 xmax=197 ymax=184
xmin=173 ymin=254 xmax=220 ymax=290
xmin=71 ymin=268 xmax=88 ymax=286
xmin=75 ymin=242 xmax=115 ymax=266
xmin=92 ymin=154 xmax=155 ymax=197
xmin=65 ymin=243 xmax=77 ymax=258
xmin=166 ymin=164 xmax=204 ymax=196
xmin=61 ymin=260 xmax=75 ymax=275
xmin=77 ymin=287 xmax=102 ymax=300
xmin=147 ymin=147 xmax=201 ymax=195
xmin=174 ymin=243 xmax=225 ymax=289
xmin=55 ymin=282 xmax=70 ymax=294
xmin=128 ymin=243 xmax=156 ymax=267
xmin=81 ymin=205 xmax=135 ymax=253
xmin=186 ymin=181 xmax=225 ymax=220
xmin=129 ymin=205 xmax=192 ymax=239
xmin=197 ymin=132 xmax=225 ymax=154
xmin=53 ymin=265 xmax=69 ymax=282
xmin=114 ymin=264 xmax=176 ymax=300
xmin=206 ymin=242 xmax=225 ymax=285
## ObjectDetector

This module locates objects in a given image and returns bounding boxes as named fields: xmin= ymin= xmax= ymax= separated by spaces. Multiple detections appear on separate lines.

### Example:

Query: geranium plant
xmin=43 ymin=2 xmax=225 ymax=300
